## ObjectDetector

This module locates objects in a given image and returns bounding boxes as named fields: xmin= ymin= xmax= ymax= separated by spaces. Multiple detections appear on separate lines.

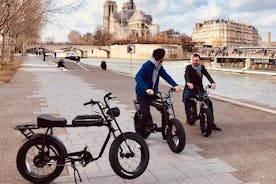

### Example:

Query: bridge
xmin=26 ymin=43 xmax=111 ymax=58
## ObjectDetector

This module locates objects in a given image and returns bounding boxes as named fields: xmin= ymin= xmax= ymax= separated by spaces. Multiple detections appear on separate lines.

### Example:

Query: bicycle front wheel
xmin=188 ymin=100 xmax=197 ymax=125
xmin=109 ymin=132 xmax=149 ymax=179
xmin=167 ymin=118 xmax=186 ymax=153
xmin=200 ymin=108 xmax=213 ymax=137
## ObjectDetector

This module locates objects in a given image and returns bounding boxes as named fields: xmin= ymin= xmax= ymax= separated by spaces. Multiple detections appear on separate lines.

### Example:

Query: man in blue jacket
xmin=135 ymin=48 xmax=181 ymax=139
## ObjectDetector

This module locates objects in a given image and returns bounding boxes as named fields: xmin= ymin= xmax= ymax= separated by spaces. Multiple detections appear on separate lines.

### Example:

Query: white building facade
xmin=191 ymin=19 xmax=261 ymax=47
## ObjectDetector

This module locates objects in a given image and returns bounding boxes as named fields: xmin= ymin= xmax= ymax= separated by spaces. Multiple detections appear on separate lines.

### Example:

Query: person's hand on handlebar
xmin=187 ymin=82 xmax=194 ymax=89
xmin=146 ymin=89 xmax=154 ymax=95
xmin=174 ymin=85 xmax=182 ymax=92
xmin=211 ymin=83 xmax=216 ymax=89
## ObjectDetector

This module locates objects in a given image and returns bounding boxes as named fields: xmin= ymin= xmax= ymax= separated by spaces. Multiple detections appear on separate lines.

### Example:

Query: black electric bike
xmin=187 ymin=85 xmax=214 ymax=137
xmin=134 ymin=88 xmax=186 ymax=153
xmin=15 ymin=93 xmax=149 ymax=184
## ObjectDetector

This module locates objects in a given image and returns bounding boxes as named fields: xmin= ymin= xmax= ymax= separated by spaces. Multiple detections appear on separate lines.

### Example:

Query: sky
xmin=41 ymin=0 xmax=276 ymax=42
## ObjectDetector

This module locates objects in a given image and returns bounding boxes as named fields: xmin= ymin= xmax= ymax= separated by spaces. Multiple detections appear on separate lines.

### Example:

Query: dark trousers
xmin=136 ymin=95 xmax=158 ymax=134
xmin=183 ymin=88 xmax=214 ymax=120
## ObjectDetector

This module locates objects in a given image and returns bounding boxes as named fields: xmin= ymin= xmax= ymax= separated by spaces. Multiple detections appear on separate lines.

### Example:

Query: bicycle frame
xmin=151 ymin=88 xmax=176 ymax=119
xmin=15 ymin=93 xmax=132 ymax=166
xmin=190 ymin=85 xmax=211 ymax=120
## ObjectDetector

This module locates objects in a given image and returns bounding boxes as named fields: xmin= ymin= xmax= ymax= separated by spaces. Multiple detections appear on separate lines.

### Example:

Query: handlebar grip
xmin=170 ymin=88 xmax=176 ymax=92
xmin=104 ymin=92 xmax=112 ymax=98
xmin=83 ymin=101 xmax=92 ymax=106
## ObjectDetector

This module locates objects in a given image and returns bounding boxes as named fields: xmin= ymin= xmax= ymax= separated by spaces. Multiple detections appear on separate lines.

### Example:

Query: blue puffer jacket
xmin=135 ymin=60 xmax=178 ymax=96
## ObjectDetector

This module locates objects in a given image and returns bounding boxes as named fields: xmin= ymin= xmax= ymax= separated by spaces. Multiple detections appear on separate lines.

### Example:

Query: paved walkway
xmin=1 ymin=56 xmax=275 ymax=183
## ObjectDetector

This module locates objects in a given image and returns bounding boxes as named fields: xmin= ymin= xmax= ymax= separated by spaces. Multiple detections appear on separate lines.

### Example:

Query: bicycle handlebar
xmin=83 ymin=92 xmax=116 ymax=107
xmin=170 ymin=87 xmax=176 ymax=92
xmin=83 ymin=99 xmax=97 ymax=106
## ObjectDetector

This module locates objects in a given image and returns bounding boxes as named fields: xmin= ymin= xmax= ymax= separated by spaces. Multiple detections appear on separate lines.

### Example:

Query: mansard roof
xmin=129 ymin=10 xmax=152 ymax=23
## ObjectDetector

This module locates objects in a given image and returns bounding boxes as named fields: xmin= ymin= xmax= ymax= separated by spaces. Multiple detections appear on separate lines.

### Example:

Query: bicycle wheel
xmin=166 ymin=118 xmax=186 ymax=153
xmin=109 ymin=132 xmax=149 ymax=179
xmin=16 ymin=135 xmax=66 ymax=183
xmin=188 ymin=100 xmax=197 ymax=125
xmin=134 ymin=112 xmax=151 ymax=139
xmin=200 ymin=108 xmax=213 ymax=137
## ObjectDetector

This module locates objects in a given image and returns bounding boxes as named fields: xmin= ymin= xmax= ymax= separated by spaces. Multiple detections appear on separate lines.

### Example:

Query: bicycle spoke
xmin=25 ymin=144 xmax=58 ymax=177
xmin=117 ymin=139 xmax=142 ymax=172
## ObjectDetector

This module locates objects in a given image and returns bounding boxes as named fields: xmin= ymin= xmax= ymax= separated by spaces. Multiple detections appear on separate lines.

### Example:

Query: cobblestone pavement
xmin=1 ymin=56 xmax=275 ymax=183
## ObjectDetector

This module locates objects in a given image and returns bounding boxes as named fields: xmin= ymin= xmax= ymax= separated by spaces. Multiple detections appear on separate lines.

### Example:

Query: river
xmin=81 ymin=58 xmax=276 ymax=109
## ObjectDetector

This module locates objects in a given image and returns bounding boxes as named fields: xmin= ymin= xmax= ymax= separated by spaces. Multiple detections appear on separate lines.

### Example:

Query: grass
xmin=0 ymin=61 xmax=22 ymax=83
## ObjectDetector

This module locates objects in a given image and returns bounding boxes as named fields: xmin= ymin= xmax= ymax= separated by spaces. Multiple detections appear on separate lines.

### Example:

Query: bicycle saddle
xmin=37 ymin=114 xmax=67 ymax=128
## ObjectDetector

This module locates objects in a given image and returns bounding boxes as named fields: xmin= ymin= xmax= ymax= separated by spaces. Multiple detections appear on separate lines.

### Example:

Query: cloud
xmin=217 ymin=0 xmax=276 ymax=12
xmin=41 ymin=0 xmax=276 ymax=42
xmin=194 ymin=0 xmax=221 ymax=21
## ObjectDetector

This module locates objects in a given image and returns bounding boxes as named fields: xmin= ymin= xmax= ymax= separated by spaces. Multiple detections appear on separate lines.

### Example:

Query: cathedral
xmin=103 ymin=0 xmax=160 ymax=39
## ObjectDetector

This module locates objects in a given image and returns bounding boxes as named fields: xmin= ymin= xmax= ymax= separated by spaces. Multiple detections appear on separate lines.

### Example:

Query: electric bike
xmin=15 ymin=93 xmax=149 ymax=183
xmin=187 ymin=85 xmax=214 ymax=137
xmin=134 ymin=88 xmax=186 ymax=153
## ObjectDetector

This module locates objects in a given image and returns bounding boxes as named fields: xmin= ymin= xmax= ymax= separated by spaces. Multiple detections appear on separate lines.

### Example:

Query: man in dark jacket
xmin=135 ymin=48 xmax=181 ymax=139
xmin=183 ymin=53 xmax=221 ymax=130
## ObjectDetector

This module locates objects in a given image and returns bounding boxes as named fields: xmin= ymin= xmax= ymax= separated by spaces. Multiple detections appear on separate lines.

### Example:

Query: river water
xmin=81 ymin=58 xmax=276 ymax=109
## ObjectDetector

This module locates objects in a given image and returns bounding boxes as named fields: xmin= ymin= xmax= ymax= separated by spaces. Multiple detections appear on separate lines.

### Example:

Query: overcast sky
xmin=41 ymin=0 xmax=276 ymax=42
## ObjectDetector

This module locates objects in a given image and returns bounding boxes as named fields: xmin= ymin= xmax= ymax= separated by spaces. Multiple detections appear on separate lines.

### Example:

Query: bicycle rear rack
xmin=15 ymin=124 xmax=39 ymax=139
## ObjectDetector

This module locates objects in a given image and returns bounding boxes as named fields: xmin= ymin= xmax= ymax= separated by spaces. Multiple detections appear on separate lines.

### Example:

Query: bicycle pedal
xmin=156 ymin=127 xmax=162 ymax=132
xmin=145 ymin=127 xmax=154 ymax=133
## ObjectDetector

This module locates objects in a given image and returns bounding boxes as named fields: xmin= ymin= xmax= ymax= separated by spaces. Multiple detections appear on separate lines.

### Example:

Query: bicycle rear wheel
xmin=16 ymin=135 xmax=66 ymax=183
xmin=109 ymin=132 xmax=149 ymax=179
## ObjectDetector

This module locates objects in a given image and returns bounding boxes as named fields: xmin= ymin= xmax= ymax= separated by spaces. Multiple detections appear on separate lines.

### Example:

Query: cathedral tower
xmin=103 ymin=0 xmax=118 ymax=33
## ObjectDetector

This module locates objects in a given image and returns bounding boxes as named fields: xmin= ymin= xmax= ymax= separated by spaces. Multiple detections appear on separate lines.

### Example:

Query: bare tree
xmin=83 ymin=33 xmax=93 ymax=44
xmin=0 ymin=1 xmax=11 ymax=30
xmin=93 ymin=26 xmax=113 ymax=46
xmin=68 ymin=30 xmax=83 ymax=44
xmin=0 ymin=0 xmax=84 ymax=65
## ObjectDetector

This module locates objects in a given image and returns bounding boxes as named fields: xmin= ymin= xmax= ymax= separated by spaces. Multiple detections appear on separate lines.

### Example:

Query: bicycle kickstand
xmin=71 ymin=161 xmax=82 ymax=184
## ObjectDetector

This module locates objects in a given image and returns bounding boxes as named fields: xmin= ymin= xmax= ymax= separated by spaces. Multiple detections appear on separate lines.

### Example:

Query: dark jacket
xmin=135 ymin=60 xmax=177 ymax=96
xmin=184 ymin=64 xmax=215 ymax=92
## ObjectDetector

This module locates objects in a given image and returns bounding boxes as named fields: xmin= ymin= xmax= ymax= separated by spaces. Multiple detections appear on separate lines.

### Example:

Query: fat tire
xmin=16 ymin=135 xmax=66 ymax=183
xmin=188 ymin=100 xmax=197 ymax=125
xmin=167 ymin=118 xmax=186 ymax=153
xmin=109 ymin=132 xmax=149 ymax=179
xmin=200 ymin=108 xmax=213 ymax=137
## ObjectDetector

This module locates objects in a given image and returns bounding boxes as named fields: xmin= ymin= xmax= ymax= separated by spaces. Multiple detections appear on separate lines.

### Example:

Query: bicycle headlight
xmin=166 ymin=97 xmax=173 ymax=105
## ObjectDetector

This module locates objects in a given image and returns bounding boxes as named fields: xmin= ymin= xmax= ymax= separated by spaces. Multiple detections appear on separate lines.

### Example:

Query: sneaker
xmin=212 ymin=125 xmax=222 ymax=131
xmin=212 ymin=122 xmax=221 ymax=131
xmin=186 ymin=119 xmax=195 ymax=125
xmin=161 ymin=136 xmax=167 ymax=142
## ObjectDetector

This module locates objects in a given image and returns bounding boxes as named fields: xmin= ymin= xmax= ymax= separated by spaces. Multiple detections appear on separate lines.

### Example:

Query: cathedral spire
xmin=130 ymin=0 xmax=134 ymax=9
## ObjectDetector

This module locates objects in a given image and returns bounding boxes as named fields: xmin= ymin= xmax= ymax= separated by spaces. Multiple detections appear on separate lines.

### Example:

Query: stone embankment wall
xmin=89 ymin=44 xmax=188 ymax=60
xmin=87 ymin=49 xmax=108 ymax=58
